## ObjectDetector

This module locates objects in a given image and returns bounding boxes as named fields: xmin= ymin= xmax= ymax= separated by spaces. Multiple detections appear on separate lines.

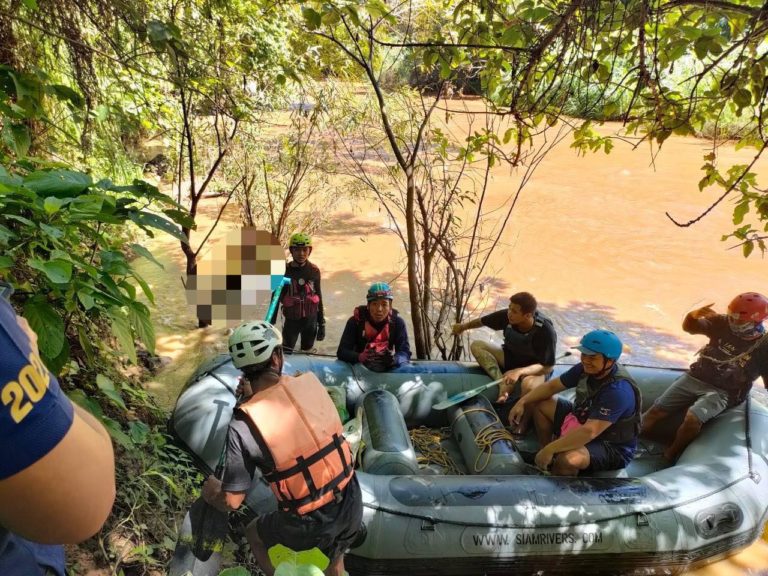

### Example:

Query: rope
xmin=449 ymin=407 xmax=516 ymax=473
xmin=696 ymin=332 xmax=768 ymax=366
xmin=409 ymin=426 xmax=464 ymax=476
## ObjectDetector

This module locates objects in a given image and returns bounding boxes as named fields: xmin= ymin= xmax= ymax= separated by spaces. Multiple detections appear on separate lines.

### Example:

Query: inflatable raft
xmin=170 ymin=354 xmax=768 ymax=575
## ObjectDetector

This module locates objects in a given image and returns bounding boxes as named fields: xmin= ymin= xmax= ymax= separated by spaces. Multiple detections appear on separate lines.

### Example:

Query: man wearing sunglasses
xmin=642 ymin=292 xmax=768 ymax=462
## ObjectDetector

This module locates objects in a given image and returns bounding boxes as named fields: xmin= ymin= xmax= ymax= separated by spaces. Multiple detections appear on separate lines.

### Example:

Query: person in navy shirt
xmin=336 ymin=282 xmax=411 ymax=372
xmin=0 ymin=285 xmax=115 ymax=575
xmin=509 ymin=330 xmax=641 ymax=475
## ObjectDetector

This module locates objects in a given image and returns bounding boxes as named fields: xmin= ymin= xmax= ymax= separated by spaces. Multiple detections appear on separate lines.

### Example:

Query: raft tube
xmin=170 ymin=354 xmax=768 ymax=575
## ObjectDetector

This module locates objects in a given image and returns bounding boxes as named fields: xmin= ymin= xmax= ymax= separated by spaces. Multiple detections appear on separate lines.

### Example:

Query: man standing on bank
xmin=452 ymin=291 xmax=557 ymax=429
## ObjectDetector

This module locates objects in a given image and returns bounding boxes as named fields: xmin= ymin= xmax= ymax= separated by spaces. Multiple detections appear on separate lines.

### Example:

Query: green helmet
xmin=228 ymin=321 xmax=283 ymax=368
xmin=366 ymin=281 xmax=393 ymax=302
xmin=289 ymin=232 xmax=312 ymax=248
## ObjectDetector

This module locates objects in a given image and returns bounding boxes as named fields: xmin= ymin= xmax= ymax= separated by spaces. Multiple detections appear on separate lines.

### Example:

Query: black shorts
xmin=257 ymin=474 xmax=363 ymax=561
xmin=552 ymin=398 xmax=627 ymax=473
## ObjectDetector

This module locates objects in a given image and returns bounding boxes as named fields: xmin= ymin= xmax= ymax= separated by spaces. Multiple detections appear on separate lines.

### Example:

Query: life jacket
xmin=354 ymin=305 xmax=397 ymax=354
xmin=238 ymin=373 xmax=354 ymax=515
xmin=572 ymin=364 xmax=642 ymax=445
xmin=281 ymin=272 xmax=320 ymax=320
xmin=503 ymin=311 xmax=554 ymax=365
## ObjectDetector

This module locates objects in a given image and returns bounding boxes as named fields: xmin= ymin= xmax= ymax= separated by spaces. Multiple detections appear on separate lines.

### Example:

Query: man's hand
xmin=451 ymin=322 xmax=464 ymax=335
xmin=235 ymin=376 xmax=253 ymax=400
xmin=503 ymin=368 xmax=523 ymax=390
xmin=690 ymin=303 xmax=717 ymax=320
xmin=497 ymin=370 xmax=521 ymax=403
xmin=365 ymin=350 xmax=395 ymax=372
xmin=508 ymin=400 xmax=526 ymax=426
xmin=534 ymin=448 xmax=555 ymax=472
xmin=202 ymin=475 xmax=222 ymax=506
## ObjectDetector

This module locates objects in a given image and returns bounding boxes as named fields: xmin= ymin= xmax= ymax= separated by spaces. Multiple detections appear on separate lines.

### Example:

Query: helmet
xmin=727 ymin=292 xmax=768 ymax=323
xmin=289 ymin=233 xmax=312 ymax=248
xmin=228 ymin=321 xmax=283 ymax=368
xmin=366 ymin=282 xmax=393 ymax=302
xmin=574 ymin=329 xmax=623 ymax=360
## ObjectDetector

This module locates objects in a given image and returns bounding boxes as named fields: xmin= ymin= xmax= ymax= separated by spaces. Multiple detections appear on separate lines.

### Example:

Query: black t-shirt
xmin=688 ymin=315 xmax=768 ymax=390
xmin=480 ymin=309 xmax=557 ymax=370
xmin=221 ymin=411 xmax=273 ymax=493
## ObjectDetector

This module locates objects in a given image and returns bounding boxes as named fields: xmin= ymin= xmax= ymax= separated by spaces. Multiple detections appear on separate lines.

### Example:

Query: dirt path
xmin=138 ymin=101 xmax=768 ymax=574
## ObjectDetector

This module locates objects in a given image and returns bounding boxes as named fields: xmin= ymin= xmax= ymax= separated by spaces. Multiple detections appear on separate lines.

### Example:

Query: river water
xmin=138 ymin=101 xmax=768 ymax=574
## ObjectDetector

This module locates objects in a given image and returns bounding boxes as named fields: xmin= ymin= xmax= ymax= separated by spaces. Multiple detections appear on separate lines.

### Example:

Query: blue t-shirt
xmin=560 ymin=364 xmax=637 ymax=460
xmin=0 ymin=298 xmax=73 ymax=576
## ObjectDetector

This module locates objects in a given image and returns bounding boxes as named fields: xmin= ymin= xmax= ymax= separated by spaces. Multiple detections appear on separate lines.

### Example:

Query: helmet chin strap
xmin=729 ymin=319 xmax=763 ymax=339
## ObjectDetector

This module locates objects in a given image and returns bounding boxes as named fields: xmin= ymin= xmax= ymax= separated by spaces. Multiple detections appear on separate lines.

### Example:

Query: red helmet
xmin=728 ymin=292 xmax=768 ymax=323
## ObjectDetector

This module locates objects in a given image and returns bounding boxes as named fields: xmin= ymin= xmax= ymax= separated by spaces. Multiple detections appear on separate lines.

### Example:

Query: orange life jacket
xmin=238 ymin=373 xmax=354 ymax=515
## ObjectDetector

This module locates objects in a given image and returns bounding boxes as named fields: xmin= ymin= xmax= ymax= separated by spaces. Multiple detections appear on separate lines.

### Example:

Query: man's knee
xmin=552 ymin=451 xmax=586 ymax=476
xmin=681 ymin=410 xmax=703 ymax=432
xmin=520 ymin=374 xmax=543 ymax=395
xmin=469 ymin=340 xmax=489 ymax=357
xmin=641 ymin=405 xmax=668 ymax=429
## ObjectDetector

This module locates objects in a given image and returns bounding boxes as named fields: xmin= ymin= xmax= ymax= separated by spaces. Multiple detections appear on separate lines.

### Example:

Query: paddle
xmin=432 ymin=351 xmax=572 ymax=410
xmin=169 ymin=276 xmax=290 ymax=576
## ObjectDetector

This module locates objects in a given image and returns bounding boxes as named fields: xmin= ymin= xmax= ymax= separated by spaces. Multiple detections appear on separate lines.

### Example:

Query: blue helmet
xmin=574 ymin=330 xmax=623 ymax=360
xmin=366 ymin=281 xmax=393 ymax=302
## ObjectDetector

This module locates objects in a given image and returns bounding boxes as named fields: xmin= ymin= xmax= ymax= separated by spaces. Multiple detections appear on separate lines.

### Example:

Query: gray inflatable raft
xmin=170 ymin=354 xmax=768 ymax=575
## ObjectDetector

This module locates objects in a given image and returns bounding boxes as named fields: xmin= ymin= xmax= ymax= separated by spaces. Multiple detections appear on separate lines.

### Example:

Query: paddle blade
xmin=168 ymin=496 xmax=229 ymax=576
xmin=432 ymin=379 xmax=502 ymax=410
xmin=191 ymin=496 xmax=230 ymax=559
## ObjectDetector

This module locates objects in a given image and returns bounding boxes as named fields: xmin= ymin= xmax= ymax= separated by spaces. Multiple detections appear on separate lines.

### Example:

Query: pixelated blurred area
xmin=186 ymin=228 xmax=287 ymax=325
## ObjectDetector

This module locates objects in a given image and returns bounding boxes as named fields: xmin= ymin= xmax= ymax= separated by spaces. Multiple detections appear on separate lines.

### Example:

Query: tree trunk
xmin=405 ymin=171 xmax=427 ymax=358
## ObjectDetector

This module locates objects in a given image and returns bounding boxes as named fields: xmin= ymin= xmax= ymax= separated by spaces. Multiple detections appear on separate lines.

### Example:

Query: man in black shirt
xmin=641 ymin=293 xmax=768 ymax=462
xmin=453 ymin=291 xmax=557 ymax=429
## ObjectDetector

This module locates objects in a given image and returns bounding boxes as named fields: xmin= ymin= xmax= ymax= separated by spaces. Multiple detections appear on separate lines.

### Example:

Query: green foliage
xmin=0 ymin=164 xmax=186 ymax=371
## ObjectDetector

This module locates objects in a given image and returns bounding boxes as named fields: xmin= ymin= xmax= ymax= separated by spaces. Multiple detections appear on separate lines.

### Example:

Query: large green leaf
xmin=27 ymin=258 xmax=73 ymax=284
xmin=129 ymin=211 xmax=189 ymax=244
xmin=100 ymin=417 xmax=133 ymax=449
xmin=96 ymin=373 xmax=127 ymax=409
xmin=77 ymin=324 xmax=95 ymax=365
xmin=129 ymin=243 xmax=164 ymax=269
xmin=130 ymin=270 xmax=156 ymax=305
xmin=46 ymin=84 xmax=83 ymax=108
xmin=68 ymin=389 xmax=104 ymax=418
xmin=109 ymin=308 xmax=137 ymax=363
xmin=23 ymin=297 xmax=64 ymax=358
xmin=0 ymin=224 xmax=15 ymax=244
xmin=128 ymin=301 xmax=155 ymax=354
xmin=23 ymin=170 xmax=92 ymax=197
xmin=2 ymin=123 xmax=30 ymax=157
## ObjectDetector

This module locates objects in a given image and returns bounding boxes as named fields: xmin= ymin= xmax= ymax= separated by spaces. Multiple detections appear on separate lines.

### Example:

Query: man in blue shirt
xmin=0 ymin=287 xmax=115 ymax=575
xmin=509 ymin=330 xmax=640 ymax=476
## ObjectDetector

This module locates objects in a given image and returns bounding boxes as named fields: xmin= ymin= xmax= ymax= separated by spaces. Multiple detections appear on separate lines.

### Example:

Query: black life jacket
xmin=573 ymin=363 xmax=642 ymax=445
xmin=503 ymin=311 xmax=554 ymax=359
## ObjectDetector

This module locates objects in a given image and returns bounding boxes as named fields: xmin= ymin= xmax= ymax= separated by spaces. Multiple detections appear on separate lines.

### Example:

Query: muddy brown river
xmin=138 ymin=103 xmax=767 ymax=574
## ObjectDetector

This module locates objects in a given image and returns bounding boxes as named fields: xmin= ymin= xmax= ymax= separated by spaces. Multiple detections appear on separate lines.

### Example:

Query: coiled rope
xmin=450 ymin=407 xmax=516 ymax=473
xmin=409 ymin=426 xmax=465 ymax=476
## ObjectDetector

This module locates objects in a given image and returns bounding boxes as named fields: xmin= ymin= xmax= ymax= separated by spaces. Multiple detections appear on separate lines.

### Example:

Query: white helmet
xmin=229 ymin=321 xmax=283 ymax=368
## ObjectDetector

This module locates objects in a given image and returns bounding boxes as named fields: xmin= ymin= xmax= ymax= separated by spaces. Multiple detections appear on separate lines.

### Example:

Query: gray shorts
xmin=653 ymin=372 xmax=730 ymax=424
